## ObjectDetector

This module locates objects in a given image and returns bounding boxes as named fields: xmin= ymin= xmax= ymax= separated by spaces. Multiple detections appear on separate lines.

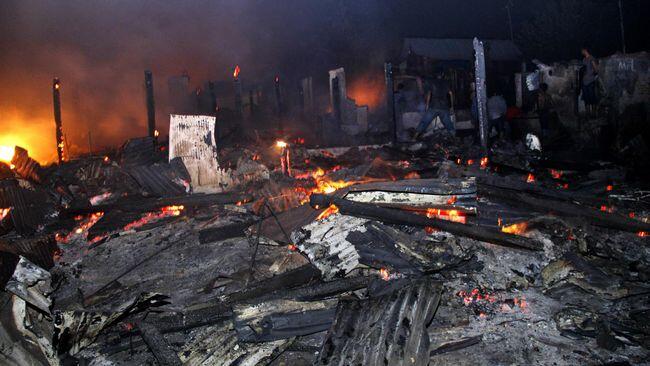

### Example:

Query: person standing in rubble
xmin=580 ymin=46 xmax=599 ymax=118
xmin=414 ymin=73 xmax=454 ymax=139
xmin=487 ymin=90 xmax=508 ymax=140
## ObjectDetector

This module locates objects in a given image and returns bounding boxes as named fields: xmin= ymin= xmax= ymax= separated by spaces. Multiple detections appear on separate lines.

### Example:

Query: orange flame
xmin=123 ymin=205 xmax=184 ymax=231
xmin=276 ymin=140 xmax=287 ymax=148
xmin=426 ymin=208 xmax=466 ymax=224
xmin=0 ymin=208 xmax=11 ymax=221
xmin=316 ymin=204 xmax=339 ymax=220
xmin=526 ymin=173 xmax=535 ymax=183
xmin=639 ymin=231 xmax=648 ymax=237
xmin=480 ymin=157 xmax=488 ymax=169
xmin=379 ymin=268 xmax=391 ymax=281
xmin=501 ymin=222 xmax=529 ymax=235
xmin=233 ymin=65 xmax=241 ymax=79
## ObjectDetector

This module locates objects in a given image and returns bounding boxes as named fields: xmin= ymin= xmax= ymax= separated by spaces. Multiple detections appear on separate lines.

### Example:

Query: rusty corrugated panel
xmin=318 ymin=279 xmax=441 ymax=366
xmin=11 ymin=146 xmax=43 ymax=183
xmin=126 ymin=164 xmax=186 ymax=197
xmin=0 ymin=179 xmax=46 ymax=235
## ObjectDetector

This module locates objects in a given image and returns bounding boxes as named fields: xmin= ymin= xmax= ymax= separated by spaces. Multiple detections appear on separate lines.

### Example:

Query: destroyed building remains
xmin=2 ymin=2 xmax=650 ymax=366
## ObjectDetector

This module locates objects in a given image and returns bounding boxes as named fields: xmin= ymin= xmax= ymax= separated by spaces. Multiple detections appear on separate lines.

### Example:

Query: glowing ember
xmin=501 ymin=222 xmax=529 ymax=235
xmin=103 ymin=156 xmax=110 ymax=163
xmin=639 ymin=231 xmax=648 ymax=237
xmin=276 ymin=140 xmax=287 ymax=148
xmin=466 ymin=159 xmax=474 ymax=165
xmin=606 ymin=184 xmax=613 ymax=191
xmin=379 ymin=268 xmax=391 ymax=281
xmin=629 ymin=212 xmax=636 ymax=218
xmin=90 ymin=192 xmax=113 ymax=206
xmin=480 ymin=157 xmax=488 ymax=169
xmin=233 ymin=65 xmax=241 ymax=79
xmin=600 ymin=205 xmax=614 ymax=213
xmin=549 ymin=169 xmax=563 ymax=179
xmin=0 ymin=208 xmax=11 ymax=221
xmin=58 ymin=212 xmax=105 ymax=243
xmin=457 ymin=288 xmax=497 ymax=305
xmin=526 ymin=173 xmax=535 ymax=183
xmin=316 ymin=204 xmax=339 ymax=220
xmin=287 ymin=244 xmax=298 ymax=251
xmin=0 ymin=146 xmax=15 ymax=163
xmin=123 ymin=205 xmax=184 ymax=231
xmin=404 ymin=171 xmax=420 ymax=179
xmin=426 ymin=208 xmax=466 ymax=224
xmin=456 ymin=158 xmax=461 ymax=165
xmin=446 ymin=195 xmax=457 ymax=205
xmin=154 ymin=130 xmax=160 ymax=137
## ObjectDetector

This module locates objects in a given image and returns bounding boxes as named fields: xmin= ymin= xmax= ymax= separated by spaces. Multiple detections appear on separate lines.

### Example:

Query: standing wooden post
xmin=144 ymin=70 xmax=156 ymax=138
xmin=384 ymin=62 xmax=397 ymax=144
xmin=274 ymin=75 xmax=283 ymax=133
xmin=233 ymin=65 xmax=243 ymax=118
xmin=52 ymin=78 xmax=64 ymax=163
xmin=473 ymin=38 xmax=488 ymax=154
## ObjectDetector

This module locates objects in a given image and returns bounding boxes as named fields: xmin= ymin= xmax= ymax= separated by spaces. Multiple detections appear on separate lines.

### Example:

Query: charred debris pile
xmin=1 ymin=130 xmax=649 ymax=366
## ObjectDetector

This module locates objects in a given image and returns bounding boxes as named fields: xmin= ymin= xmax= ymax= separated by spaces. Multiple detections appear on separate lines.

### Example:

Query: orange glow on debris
xmin=57 ymin=212 xmax=105 ymax=243
xmin=501 ymin=222 xmax=529 ymax=235
xmin=639 ymin=231 xmax=648 ymax=237
xmin=233 ymin=65 xmax=241 ymax=79
xmin=276 ymin=140 xmax=287 ymax=148
xmin=526 ymin=173 xmax=535 ymax=183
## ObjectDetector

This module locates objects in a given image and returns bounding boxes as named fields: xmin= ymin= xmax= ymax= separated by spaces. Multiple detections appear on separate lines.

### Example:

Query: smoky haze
xmin=1 ymin=0 xmax=645 ymax=162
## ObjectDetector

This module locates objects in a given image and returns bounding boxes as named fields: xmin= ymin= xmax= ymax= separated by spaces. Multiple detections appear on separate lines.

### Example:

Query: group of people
xmin=404 ymin=46 xmax=599 ymax=143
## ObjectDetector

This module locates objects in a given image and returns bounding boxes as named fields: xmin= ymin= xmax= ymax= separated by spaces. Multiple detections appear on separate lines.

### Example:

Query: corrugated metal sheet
xmin=318 ymin=279 xmax=441 ymax=366
xmin=127 ymin=164 xmax=186 ymax=197
xmin=120 ymin=137 xmax=157 ymax=167
xmin=0 ymin=179 xmax=47 ymax=235
xmin=402 ymin=38 xmax=522 ymax=61
xmin=169 ymin=114 xmax=234 ymax=191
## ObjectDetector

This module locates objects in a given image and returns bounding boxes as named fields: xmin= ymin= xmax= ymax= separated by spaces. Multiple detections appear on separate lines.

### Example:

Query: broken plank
xmin=198 ymin=220 xmax=258 ymax=244
xmin=310 ymin=194 xmax=542 ymax=251
xmin=481 ymin=185 xmax=650 ymax=233
xmin=136 ymin=321 xmax=182 ymax=366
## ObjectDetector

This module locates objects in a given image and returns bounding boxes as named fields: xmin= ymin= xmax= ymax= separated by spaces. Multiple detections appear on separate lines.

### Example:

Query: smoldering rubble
xmin=1 ymin=123 xmax=649 ymax=366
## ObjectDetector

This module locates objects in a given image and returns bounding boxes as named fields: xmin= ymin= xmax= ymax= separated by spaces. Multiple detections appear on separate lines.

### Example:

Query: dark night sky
xmin=0 ymin=0 xmax=648 ymax=161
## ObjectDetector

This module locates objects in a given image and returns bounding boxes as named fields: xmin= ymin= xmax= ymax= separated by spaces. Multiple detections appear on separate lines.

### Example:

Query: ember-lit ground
xmin=1 ymin=133 xmax=649 ymax=365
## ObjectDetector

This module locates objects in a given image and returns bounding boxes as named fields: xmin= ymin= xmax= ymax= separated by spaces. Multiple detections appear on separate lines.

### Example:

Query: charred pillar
xmin=233 ymin=65 xmax=243 ymax=118
xmin=274 ymin=75 xmax=284 ymax=133
xmin=208 ymin=81 xmax=219 ymax=141
xmin=144 ymin=70 xmax=156 ymax=138
xmin=473 ymin=38 xmax=488 ymax=154
xmin=249 ymin=89 xmax=255 ymax=117
xmin=52 ymin=78 xmax=64 ymax=163
xmin=331 ymin=76 xmax=342 ymax=126
xmin=384 ymin=62 xmax=396 ymax=144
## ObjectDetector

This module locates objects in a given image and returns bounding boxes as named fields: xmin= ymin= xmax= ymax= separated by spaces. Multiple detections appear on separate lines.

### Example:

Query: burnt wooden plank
xmin=136 ymin=321 xmax=182 ymax=366
xmin=481 ymin=185 xmax=650 ymax=233
xmin=198 ymin=220 xmax=258 ymax=244
xmin=310 ymin=194 xmax=542 ymax=251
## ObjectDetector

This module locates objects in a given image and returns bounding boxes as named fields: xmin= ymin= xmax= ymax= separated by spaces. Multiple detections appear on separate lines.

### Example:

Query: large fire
xmin=0 ymin=146 xmax=15 ymax=163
